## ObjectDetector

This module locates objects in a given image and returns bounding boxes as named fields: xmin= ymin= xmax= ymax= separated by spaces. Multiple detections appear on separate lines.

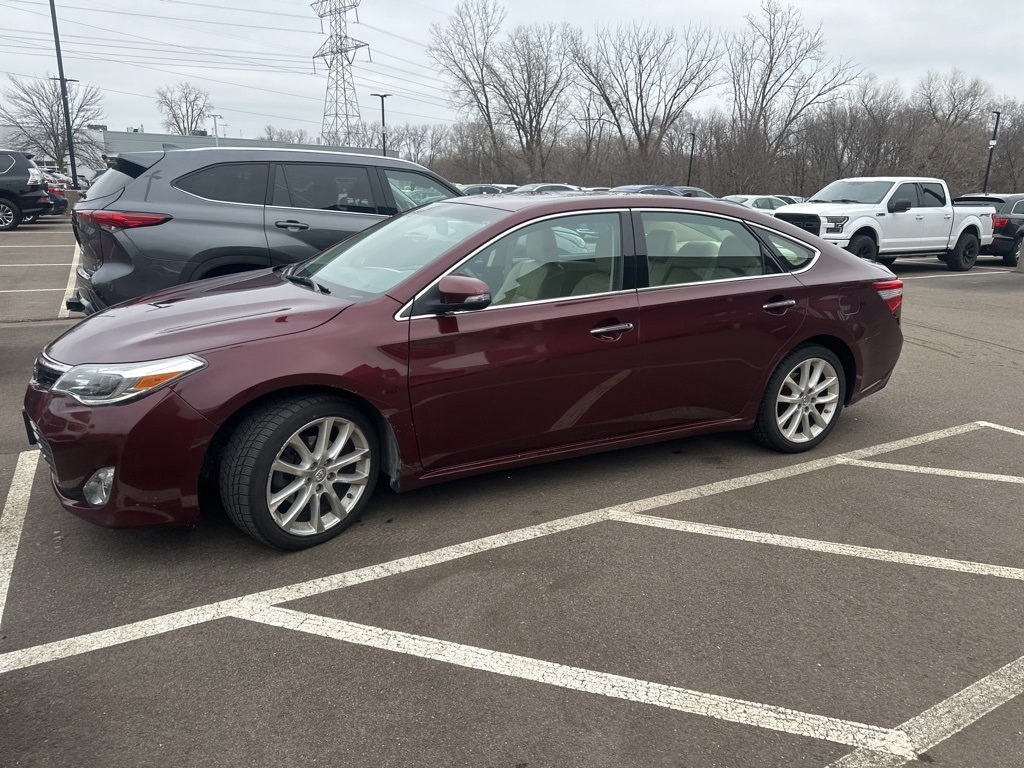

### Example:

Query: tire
xmin=753 ymin=345 xmax=846 ymax=453
xmin=876 ymin=256 xmax=897 ymax=267
xmin=0 ymin=199 xmax=21 ymax=231
xmin=846 ymin=234 xmax=877 ymax=262
xmin=22 ymin=213 xmax=39 ymax=224
xmin=946 ymin=232 xmax=979 ymax=272
xmin=220 ymin=394 xmax=379 ymax=550
xmin=1003 ymin=236 xmax=1021 ymax=268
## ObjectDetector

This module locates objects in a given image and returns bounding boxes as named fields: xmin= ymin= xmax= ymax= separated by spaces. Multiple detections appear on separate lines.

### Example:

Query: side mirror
xmin=888 ymin=198 xmax=912 ymax=213
xmin=435 ymin=274 xmax=491 ymax=313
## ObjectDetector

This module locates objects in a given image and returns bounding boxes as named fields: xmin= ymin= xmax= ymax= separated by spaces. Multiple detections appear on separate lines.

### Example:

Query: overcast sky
xmin=0 ymin=0 xmax=1013 ymax=140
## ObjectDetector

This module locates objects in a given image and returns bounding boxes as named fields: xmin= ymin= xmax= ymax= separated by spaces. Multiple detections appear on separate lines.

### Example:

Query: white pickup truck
xmin=775 ymin=177 xmax=995 ymax=271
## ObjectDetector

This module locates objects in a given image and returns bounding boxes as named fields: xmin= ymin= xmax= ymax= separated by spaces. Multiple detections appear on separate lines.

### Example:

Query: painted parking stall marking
xmin=1 ymin=421 xmax=1023 ymax=765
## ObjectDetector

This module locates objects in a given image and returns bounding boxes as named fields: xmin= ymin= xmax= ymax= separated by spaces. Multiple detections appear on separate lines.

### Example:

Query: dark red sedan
xmin=24 ymin=194 xmax=903 ymax=549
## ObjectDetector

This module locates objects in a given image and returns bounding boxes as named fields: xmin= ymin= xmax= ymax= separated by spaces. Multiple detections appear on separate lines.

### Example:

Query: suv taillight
xmin=75 ymin=210 xmax=171 ymax=229
xmin=992 ymin=216 xmax=1009 ymax=229
xmin=28 ymin=167 xmax=44 ymax=185
xmin=873 ymin=279 xmax=903 ymax=314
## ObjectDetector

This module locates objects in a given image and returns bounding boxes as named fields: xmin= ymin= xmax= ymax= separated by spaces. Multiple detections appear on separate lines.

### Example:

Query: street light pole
xmin=982 ymin=110 xmax=1001 ymax=193
xmin=370 ymin=93 xmax=391 ymax=156
xmin=686 ymin=132 xmax=696 ymax=186
xmin=210 ymin=114 xmax=223 ymax=147
xmin=47 ymin=0 xmax=79 ymax=189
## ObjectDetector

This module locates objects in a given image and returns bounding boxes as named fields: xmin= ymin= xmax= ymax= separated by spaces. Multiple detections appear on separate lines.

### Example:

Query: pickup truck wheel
xmin=947 ymin=232 xmax=979 ymax=272
xmin=847 ymin=235 xmax=877 ymax=261
xmin=1003 ymin=236 xmax=1021 ymax=267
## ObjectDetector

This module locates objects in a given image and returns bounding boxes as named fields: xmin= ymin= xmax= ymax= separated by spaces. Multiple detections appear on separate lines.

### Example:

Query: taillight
xmin=75 ymin=210 xmax=171 ymax=229
xmin=992 ymin=216 xmax=1009 ymax=229
xmin=873 ymin=279 xmax=903 ymax=314
xmin=28 ymin=167 xmax=43 ymax=185
xmin=48 ymin=186 xmax=65 ymax=196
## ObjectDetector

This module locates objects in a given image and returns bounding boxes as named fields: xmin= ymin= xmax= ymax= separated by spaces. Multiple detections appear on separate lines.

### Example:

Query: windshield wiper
xmin=283 ymin=272 xmax=330 ymax=294
xmin=830 ymin=198 xmax=862 ymax=204
xmin=807 ymin=198 xmax=828 ymax=203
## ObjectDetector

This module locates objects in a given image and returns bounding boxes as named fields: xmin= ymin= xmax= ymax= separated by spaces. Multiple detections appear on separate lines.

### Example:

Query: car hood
xmin=776 ymin=202 xmax=881 ymax=218
xmin=47 ymin=270 xmax=352 ymax=365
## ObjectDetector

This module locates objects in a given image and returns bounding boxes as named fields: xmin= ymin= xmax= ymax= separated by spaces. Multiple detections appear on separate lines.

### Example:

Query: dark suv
xmin=69 ymin=147 xmax=462 ymax=314
xmin=953 ymin=193 xmax=1024 ymax=266
xmin=0 ymin=150 xmax=53 ymax=231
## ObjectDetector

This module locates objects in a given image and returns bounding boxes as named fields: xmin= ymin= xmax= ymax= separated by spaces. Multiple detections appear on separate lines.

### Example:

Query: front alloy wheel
xmin=754 ymin=345 xmax=845 ymax=452
xmin=221 ymin=395 xmax=378 ymax=549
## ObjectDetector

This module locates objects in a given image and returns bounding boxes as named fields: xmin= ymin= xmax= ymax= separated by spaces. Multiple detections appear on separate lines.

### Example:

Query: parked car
xmin=722 ymin=195 xmax=791 ymax=212
xmin=771 ymin=195 xmax=804 ymax=205
xmin=672 ymin=186 xmax=715 ymax=198
xmin=610 ymin=184 xmax=687 ymax=196
xmin=461 ymin=184 xmax=505 ymax=195
xmin=67 ymin=147 xmax=462 ymax=315
xmin=953 ymin=192 xmax=1024 ymax=266
xmin=22 ymin=185 xmax=69 ymax=223
xmin=511 ymin=182 xmax=581 ymax=194
xmin=0 ymin=149 xmax=52 ymax=231
xmin=775 ymin=177 xmax=995 ymax=271
xmin=25 ymin=193 xmax=904 ymax=550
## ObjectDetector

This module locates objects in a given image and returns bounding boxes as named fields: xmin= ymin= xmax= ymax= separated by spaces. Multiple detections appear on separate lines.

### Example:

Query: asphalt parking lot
xmin=1 ymin=220 xmax=1023 ymax=767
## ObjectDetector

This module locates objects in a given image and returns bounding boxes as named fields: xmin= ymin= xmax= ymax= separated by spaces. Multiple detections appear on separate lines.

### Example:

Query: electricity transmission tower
xmin=312 ymin=0 xmax=368 ymax=145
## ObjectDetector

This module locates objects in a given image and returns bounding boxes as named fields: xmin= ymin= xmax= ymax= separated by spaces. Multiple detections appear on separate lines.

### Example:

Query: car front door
xmin=406 ymin=211 xmax=642 ymax=472
xmin=264 ymin=163 xmax=386 ymax=265
xmin=883 ymin=182 xmax=924 ymax=251
xmin=635 ymin=210 xmax=806 ymax=428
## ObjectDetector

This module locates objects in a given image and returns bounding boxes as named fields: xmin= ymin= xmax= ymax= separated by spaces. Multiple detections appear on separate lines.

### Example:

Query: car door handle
xmin=763 ymin=299 xmax=796 ymax=311
xmin=590 ymin=322 xmax=633 ymax=337
xmin=275 ymin=220 xmax=309 ymax=231
xmin=915 ymin=215 xmax=925 ymax=220
xmin=943 ymin=214 xmax=952 ymax=219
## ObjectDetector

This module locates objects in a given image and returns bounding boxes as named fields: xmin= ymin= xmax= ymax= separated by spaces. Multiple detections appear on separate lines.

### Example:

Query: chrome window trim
xmin=394 ymin=208 xmax=631 ymax=321
xmin=751 ymin=225 xmax=821 ymax=275
xmin=400 ymin=288 xmax=638 ymax=321
xmin=638 ymin=272 xmax=798 ymax=293
xmin=264 ymin=203 xmax=383 ymax=217
xmin=175 ymin=190 xmax=265 ymax=208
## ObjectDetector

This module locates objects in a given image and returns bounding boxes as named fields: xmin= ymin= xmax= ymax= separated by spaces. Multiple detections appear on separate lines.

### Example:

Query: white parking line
xmin=237 ymin=604 xmax=917 ymax=757
xmin=0 ymin=451 xmax=40 ymax=627
xmin=612 ymin=512 xmax=1024 ymax=582
xmin=845 ymin=459 xmax=1024 ymax=485
xmin=0 ymin=264 xmax=74 ymax=267
xmin=828 ymin=654 xmax=1024 ymax=767
xmin=0 ymin=245 xmax=76 ymax=248
xmin=57 ymin=244 xmax=80 ymax=319
xmin=902 ymin=270 xmax=1012 ymax=280
xmin=0 ymin=289 xmax=67 ymax=293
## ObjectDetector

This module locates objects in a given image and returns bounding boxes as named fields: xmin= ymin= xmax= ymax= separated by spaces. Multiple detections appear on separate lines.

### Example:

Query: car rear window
xmin=175 ymin=162 xmax=269 ymax=205
xmin=86 ymin=157 xmax=151 ymax=201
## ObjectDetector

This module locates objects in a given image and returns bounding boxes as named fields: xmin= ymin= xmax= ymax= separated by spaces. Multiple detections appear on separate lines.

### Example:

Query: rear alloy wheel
xmin=946 ymin=232 xmax=979 ymax=272
xmin=22 ymin=213 xmax=39 ymax=224
xmin=220 ymin=395 xmax=379 ymax=549
xmin=1003 ymin=236 xmax=1021 ymax=267
xmin=754 ymin=345 xmax=846 ymax=453
xmin=847 ymin=234 xmax=877 ymax=262
xmin=0 ymin=199 xmax=21 ymax=231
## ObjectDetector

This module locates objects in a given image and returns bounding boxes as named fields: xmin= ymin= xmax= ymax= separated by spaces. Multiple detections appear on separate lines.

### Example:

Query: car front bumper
xmin=23 ymin=384 xmax=219 ymax=528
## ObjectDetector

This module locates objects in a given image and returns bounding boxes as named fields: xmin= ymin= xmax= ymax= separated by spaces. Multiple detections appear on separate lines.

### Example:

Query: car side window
xmin=757 ymin=229 xmax=816 ymax=271
xmin=892 ymin=182 xmax=920 ymax=208
xmin=1012 ymin=201 xmax=1024 ymax=215
xmin=173 ymin=163 xmax=269 ymax=205
xmin=753 ymin=197 xmax=773 ymax=209
xmin=383 ymin=169 xmax=454 ymax=212
xmin=0 ymin=154 xmax=14 ymax=174
xmin=920 ymin=183 xmax=946 ymax=208
xmin=455 ymin=213 xmax=623 ymax=305
xmin=641 ymin=211 xmax=768 ymax=286
xmin=273 ymin=164 xmax=377 ymax=214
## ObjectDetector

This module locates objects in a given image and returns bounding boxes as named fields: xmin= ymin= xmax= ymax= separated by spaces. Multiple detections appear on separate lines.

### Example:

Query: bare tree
xmin=725 ymin=0 xmax=860 ymax=190
xmin=428 ymin=0 xmax=510 ymax=174
xmin=259 ymin=125 xmax=313 ymax=144
xmin=572 ymin=21 xmax=722 ymax=175
xmin=156 ymin=82 xmax=213 ymax=135
xmin=0 ymin=75 xmax=105 ymax=171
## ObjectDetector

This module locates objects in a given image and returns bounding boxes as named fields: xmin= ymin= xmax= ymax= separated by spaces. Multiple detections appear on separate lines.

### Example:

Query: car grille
xmin=32 ymin=357 xmax=68 ymax=390
xmin=775 ymin=213 xmax=821 ymax=236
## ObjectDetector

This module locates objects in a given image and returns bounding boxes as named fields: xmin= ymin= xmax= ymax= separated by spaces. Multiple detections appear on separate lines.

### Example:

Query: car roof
xmin=130 ymin=146 xmax=438 ymax=173
xmin=439 ymin=190 xmax=775 ymax=216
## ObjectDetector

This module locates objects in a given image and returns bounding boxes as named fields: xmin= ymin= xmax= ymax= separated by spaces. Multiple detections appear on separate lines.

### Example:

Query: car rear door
xmin=634 ymin=210 xmax=806 ymax=428
xmin=884 ymin=182 xmax=925 ymax=251
xmin=406 ymin=211 xmax=642 ymax=472
xmin=264 ymin=162 xmax=387 ymax=265
xmin=918 ymin=181 xmax=951 ymax=251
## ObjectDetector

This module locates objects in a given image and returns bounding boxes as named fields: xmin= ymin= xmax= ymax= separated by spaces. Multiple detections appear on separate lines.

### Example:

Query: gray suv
xmin=0 ymin=150 xmax=53 ymax=231
xmin=69 ymin=147 xmax=462 ymax=314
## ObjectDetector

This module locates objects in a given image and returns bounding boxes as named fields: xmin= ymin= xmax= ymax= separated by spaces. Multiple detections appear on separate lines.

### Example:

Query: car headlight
xmin=824 ymin=216 xmax=848 ymax=234
xmin=52 ymin=355 xmax=206 ymax=405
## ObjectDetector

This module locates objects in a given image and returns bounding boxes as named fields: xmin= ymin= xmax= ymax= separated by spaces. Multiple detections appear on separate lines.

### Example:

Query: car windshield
xmin=723 ymin=195 xmax=749 ymax=203
xmin=810 ymin=180 xmax=894 ymax=204
xmin=295 ymin=202 xmax=505 ymax=299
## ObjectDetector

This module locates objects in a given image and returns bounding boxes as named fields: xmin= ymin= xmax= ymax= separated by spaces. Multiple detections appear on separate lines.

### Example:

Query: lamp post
xmin=210 ymin=114 xmax=224 ymax=147
xmin=47 ymin=0 xmax=79 ymax=189
xmin=686 ymin=132 xmax=696 ymax=186
xmin=982 ymin=110 xmax=1001 ymax=193
xmin=370 ymin=93 xmax=391 ymax=156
